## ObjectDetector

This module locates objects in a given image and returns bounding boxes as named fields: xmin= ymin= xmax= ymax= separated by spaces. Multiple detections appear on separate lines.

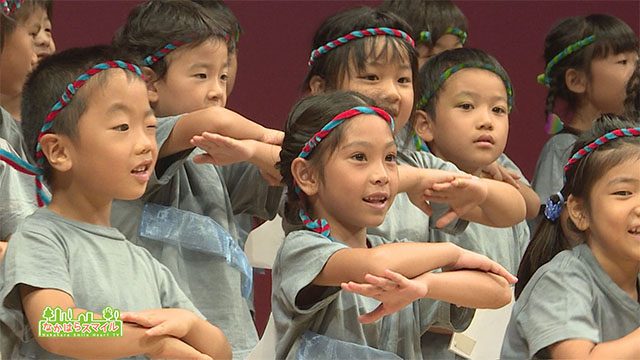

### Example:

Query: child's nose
xmin=207 ymin=81 xmax=226 ymax=106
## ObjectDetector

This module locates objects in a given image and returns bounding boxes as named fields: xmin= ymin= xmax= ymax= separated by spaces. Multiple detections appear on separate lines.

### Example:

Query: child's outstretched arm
xmin=482 ymin=162 xmax=541 ymax=219
xmin=20 ymin=286 xmax=230 ymax=359
xmin=158 ymin=106 xmax=283 ymax=159
xmin=190 ymin=132 xmax=282 ymax=185
xmin=548 ymin=328 xmax=640 ymax=359
xmin=398 ymin=165 xmax=526 ymax=228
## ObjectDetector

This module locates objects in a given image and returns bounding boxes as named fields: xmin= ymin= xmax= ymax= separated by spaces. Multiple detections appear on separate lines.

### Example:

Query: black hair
xmin=191 ymin=0 xmax=242 ymax=53
xmin=278 ymin=91 xmax=381 ymax=230
xmin=624 ymin=60 xmax=640 ymax=118
xmin=21 ymin=45 xmax=142 ymax=183
xmin=112 ymin=0 xmax=229 ymax=79
xmin=379 ymin=0 xmax=467 ymax=47
xmin=542 ymin=14 xmax=638 ymax=124
xmin=516 ymin=113 xmax=640 ymax=299
xmin=416 ymin=47 xmax=513 ymax=120
xmin=1 ymin=0 xmax=52 ymax=50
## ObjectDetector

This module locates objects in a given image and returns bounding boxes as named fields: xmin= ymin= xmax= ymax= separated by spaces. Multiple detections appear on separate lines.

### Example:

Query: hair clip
xmin=544 ymin=192 xmax=564 ymax=221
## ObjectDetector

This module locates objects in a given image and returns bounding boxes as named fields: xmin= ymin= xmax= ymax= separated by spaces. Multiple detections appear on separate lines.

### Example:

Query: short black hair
xmin=191 ymin=0 xmax=242 ymax=53
xmin=21 ymin=45 xmax=142 ymax=182
xmin=112 ymin=0 xmax=229 ymax=79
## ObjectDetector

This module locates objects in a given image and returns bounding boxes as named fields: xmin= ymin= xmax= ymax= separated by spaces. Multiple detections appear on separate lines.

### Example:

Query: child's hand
xmin=147 ymin=336 xmax=212 ymax=360
xmin=121 ymin=308 xmax=199 ymax=339
xmin=425 ymin=176 xmax=488 ymax=228
xmin=261 ymin=129 xmax=284 ymax=145
xmin=445 ymin=248 xmax=518 ymax=284
xmin=341 ymin=269 xmax=428 ymax=324
xmin=191 ymin=132 xmax=254 ymax=166
xmin=406 ymin=168 xmax=471 ymax=217
xmin=481 ymin=162 xmax=521 ymax=189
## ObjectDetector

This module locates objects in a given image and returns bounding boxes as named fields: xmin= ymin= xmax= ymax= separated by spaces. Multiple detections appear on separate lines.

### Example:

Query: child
xmin=112 ymin=1 xmax=282 ymax=358
xmin=304 ymin=6 xmax=526 ymax=243
xmin=0 ymin=45 xmax=231 ymax=359
xmin=379 ymin=0 xmax=468 ymax=68
xmin=624 ymin=60 xmax=639 ymax=118
xmin=273 ymin=90 xmax=517 ymax=359
xmin=531 ymin=14 xmax=638 ymax=204
xmin=413 ymin=47 xmax=537 ymax=359
xmin=503 ymin=114 xmax=640 ymax=359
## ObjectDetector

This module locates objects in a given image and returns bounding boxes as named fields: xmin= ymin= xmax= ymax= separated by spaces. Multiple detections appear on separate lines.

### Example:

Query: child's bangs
xmin=348 ymin=36 xmax=411 ymax=74
xmin=591 ymin=21 xmax=639 ymax=58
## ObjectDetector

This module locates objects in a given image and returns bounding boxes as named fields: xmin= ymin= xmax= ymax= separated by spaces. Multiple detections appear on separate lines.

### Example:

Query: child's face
xmin=578 ymin=157 xmax=640 ymax=264
xmin=151 ymin=39 xmax=228 ymax=117
xmin=418 ymin=68 xmax=508 ymax=174
xmin=23 ymin=6 xmax=55 ymax=63
xmin=340 ymin=39 xmax=414 ymax=132
xmin=585 ymin=51 xmax=638 ymax=114
xmin=67 ymin=71 xmax=158 ymax=202
xmin=312 ymin=115 xmax=398 ymax=234
xmin=417 ymin=34 xmax=463 ymax=69
xmin=0 ymin=22 xmax=37 ymax=97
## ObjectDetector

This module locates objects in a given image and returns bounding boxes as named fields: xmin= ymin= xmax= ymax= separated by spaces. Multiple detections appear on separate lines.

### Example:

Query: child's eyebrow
xmin=189 ymin=61 xmax=229 ymax=70
xmin=607 ymin=176 xmax=640 ymax=186
xmin=342 ymin=140 xmax=396 ymax=149
xmin=455 ymin=91 xmax=507 ymax=103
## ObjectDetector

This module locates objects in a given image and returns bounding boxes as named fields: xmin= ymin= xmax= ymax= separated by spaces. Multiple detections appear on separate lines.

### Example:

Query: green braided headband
xmin=417 ymin=62 xmax=514 ymax=110
xmin=537 ymin=35 xmax=596 ymax=86
xmin=418 ymin=27 xmax=468 ymax=45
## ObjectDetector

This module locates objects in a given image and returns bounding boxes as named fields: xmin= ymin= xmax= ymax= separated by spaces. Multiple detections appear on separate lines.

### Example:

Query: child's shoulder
xmin=400 ymin=149 xmax=460 ymax=172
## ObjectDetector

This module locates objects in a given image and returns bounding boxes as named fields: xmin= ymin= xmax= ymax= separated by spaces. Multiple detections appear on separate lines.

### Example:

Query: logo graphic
xmin=38 ymin=306 xmax=123 ymax=337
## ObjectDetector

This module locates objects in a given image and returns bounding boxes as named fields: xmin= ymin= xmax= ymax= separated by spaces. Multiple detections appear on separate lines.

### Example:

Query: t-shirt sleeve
xmin=149 ymin=115 xmax=192 ymax=191
xmin=497 ymin=153 xmax=531 ymax=186
xmin=404 ymin=151 xmax=469 ymax=235
xmin=0 ymin=227 xmax=72 ymax=341
xmin=275 ymin=231 xmax=348 ymax=315
xmin=0 ymin=143 xmax=38 ymax=239
xmin=516 ymin=261 xmax=598 ymax=358
xmin=532 ymin=135 xmax=575 ymax=202
xmin=219 ymin=162 xmax=283 ymax=220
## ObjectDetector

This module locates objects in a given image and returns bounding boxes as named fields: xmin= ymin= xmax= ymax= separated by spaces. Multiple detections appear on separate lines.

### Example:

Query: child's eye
xmin=385 ymin=153 xmax=397 ymax=162
xmin=613 ymin=190 xmax=632 ymax=196
xmin=398 ymin=77 xmax=411 ymax=84
xmin=617 ymin=59 xmax=628 ymax=65
xmin=113 ymin=124 xmax=129 ymax=131
xmin=352 ymin=153 xmax=366 ymax=161
xmin=492 ymin=106 xmax=507 ymax=115
xmin=194 ymin=73 xmax=207 ymax=79
xmin=360 ymin=74 xmax=379 ymax=81
xmin=220 ymin=74 xmax=228 ymax=81
xmin=457 ymin=103 xmax=474 ymax=110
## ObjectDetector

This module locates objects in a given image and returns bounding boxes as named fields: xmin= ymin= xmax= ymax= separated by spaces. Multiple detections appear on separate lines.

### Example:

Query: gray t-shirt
xmin=0 ymin=208 xmax=201 ymax=359
xmin=531 ymin=133 xmax=578 ymax=203
xmin=272 ymin=230 xmax=474 ymax=360
xmin=0 ymin=139 xmax=38 ymax=240
xmin=368 ymin=149 xmax=468 ymax=242
xmin=501 ymin=244 xmax=640 ymax=359
xmin=111 ymin=115 xmax=282 ymax=359
xmin=0 ymin=107 xmax=28 ymax=160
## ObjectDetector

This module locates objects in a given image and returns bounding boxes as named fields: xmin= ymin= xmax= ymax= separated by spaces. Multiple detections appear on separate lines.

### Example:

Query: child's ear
xmin=566 ymin=194 xmax=589 ymax=231
xmin=308 ymin=76 xmax=326 ymax=95
xmin=142 ymin=66 xmax=160 ymax=104
xmin=39 ymin=134 xmax=73 ymax=173
xmin=291 ymin=158 xmax=319 ymax=196
xmin=565 ymin=68 xmax=587 ymax=94
xmin=414 ymin=109 xmax=435 ymax=143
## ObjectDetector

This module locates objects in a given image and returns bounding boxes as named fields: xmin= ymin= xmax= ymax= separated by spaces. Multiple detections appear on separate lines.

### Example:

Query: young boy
xmin=112 ymin=1 xmax=282 ymax=358
xmin=0 ymin=45 xmax=231 ymax=359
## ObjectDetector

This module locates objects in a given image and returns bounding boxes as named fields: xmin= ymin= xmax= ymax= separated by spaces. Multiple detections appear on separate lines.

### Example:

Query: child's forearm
xmin=550 ymin=327 xmax=640 ymax=359
xmin=159 ymin=106 xmax=270 ymax=158
xmin=463 ymin=179 xmax=526 ymax=227
xmin=247 ymin=140 xmax=282 ymax=183
xmin=316 ymin=242 xmax=462 ymax=286
xmin=183 ymin=318 xmax=232 ymax=359
xmin=417 ymin=270 xmax=512 ymax=309
xmin=519 ymin=182 xmax=541 ymax=219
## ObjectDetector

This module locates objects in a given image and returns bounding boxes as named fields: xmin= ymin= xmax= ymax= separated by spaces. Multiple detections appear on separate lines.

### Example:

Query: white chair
xmin=247 ymin=313 xmax=277 ymax=360
xmin=244 ymin=214 xmax=285 ymax=270
xmin=448 ymin=291 xmax=515 ymax=359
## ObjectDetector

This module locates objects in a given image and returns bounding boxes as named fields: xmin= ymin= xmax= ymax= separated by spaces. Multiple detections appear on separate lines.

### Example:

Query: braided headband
xmin=9 ymin=60 xmax=142 ymax=207
xmin=295 ymin=106 xmax=395 ymax=238
xmin=1 ymin=0 xmax=21 ymax=16
xmin=308 ymin=27 xmax=415 ymax=66
xmin=537 ymin=35 xmax=596 ymax=86
xmin=564 ymin=127 xmax=640 ymax=174
xmin=417 ymin=62 xmax=514 ymax=110
xmin=418 ymin=27 xmax=467 ymax=45
xmin=143 ymin=40 xmax=189 ymax=66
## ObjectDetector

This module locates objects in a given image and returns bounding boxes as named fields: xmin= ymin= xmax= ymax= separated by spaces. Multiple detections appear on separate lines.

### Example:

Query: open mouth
xmin=629 ymin=226 xmax=640 ymax=235
xmin=131 ymin=161 xmax=152 ymax=175
xmin=363 ymin=194 xmax=388 ymax=204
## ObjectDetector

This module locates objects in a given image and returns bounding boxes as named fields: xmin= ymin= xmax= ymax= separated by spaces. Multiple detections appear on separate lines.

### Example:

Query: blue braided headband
xmin=308 ymin=27 xmax=415 ymax=66
xmin=537 ymin=35 xmax=596 ymax=86
xmin=417 ymin=62 xmax=514 ymax=110
xmin=295 ymin=106 xmax=395 ymax=239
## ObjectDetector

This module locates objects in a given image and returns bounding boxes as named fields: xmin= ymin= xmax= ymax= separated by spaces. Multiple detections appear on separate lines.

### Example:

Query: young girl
xmin=304 ymin=6 xmax=526 ymax=246
xmin=531 ymin=14 xmax=639 ymax=204
xmin=274 ymin=90 xmax=517 ymax=359
xmin=379 ymin=0 xmax=468 ymax=68
xmin=503 ymin=114 xmax=640 ymax=359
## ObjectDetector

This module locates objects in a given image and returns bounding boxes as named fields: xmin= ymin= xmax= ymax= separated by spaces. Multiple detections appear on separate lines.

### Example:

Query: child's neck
xmin=589 ymin=242 xmax=640 ymax=302
xmin=570 ymin=103 xmax=603 ymax=133
xmin=0 ymin=93 xmax=21 ymax=120
xmin=47 ymin=187 xmax=113 ymax=227
xmin=329 ymin=226 xmax=368 ymax=248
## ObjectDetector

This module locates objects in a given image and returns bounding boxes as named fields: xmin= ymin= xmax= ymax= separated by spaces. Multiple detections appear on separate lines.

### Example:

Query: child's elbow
xmin=487 ymin=276 xmax=513 ymax=309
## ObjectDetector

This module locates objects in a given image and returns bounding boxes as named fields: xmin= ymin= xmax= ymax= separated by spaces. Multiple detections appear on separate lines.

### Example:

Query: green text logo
xmin=38 ymin=306 xmax=123 ymax=337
